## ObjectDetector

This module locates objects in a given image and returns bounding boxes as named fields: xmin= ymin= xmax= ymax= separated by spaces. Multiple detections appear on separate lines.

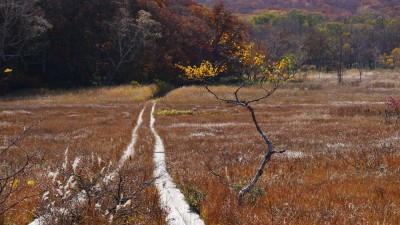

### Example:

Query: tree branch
xmin=203 ymin=84 xmax=243 ymax=106
xmin=202 ymin=82 xmax=288 ymax=204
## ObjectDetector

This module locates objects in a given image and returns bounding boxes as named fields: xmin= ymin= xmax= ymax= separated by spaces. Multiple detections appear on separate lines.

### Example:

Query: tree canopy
xmin=1 ymin=0 xmax=400 ymax=93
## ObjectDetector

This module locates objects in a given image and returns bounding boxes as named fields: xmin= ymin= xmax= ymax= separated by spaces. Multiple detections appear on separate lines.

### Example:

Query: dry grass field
xmin=1 ymin=70 xmax=400 ymax=224
xmin=156 ymin=70 xmax=400 ymax=224
xmin=0 ymin=85 xmax=164 ymax=224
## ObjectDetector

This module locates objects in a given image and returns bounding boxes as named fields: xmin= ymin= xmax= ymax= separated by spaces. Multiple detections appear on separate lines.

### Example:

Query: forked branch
xmin=204 ymin=83 xmax=287 ymax=204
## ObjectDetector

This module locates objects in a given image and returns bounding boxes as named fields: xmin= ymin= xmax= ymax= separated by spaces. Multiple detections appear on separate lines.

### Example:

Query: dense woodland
xmin=0 ymin=0 xmax=400 ymax=94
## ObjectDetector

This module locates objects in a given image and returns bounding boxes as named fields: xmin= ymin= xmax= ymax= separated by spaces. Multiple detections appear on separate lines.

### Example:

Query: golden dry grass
xmin=1 ymin=85 xmax=156 ymax=105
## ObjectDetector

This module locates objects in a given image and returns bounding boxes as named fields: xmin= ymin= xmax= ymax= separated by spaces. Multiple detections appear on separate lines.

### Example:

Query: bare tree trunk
xmin=338 ymin=56 xmax=343 ymax=84
xmin=337 ymin=36 xmax=344 ymax=84
xmin=107 ymin=61 xmax=121 ymax=85
xmin=238 ymin=104 xmax=283 ymax=204
xmin=203 ymin=83 xmax=287 ymax=204
xmin=338 ymin=70 xmax=342 ymax=84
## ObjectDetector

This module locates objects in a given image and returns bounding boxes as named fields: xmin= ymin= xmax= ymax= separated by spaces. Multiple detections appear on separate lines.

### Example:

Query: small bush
xmin=153 ymin=79 xmax=175 ymax=97
xmin=386 ymin=96 xmax=400 ymax=113
xmin=130 ymin=80 xmax=140 ymax=86
xmin=182 ymin=185 xmax=206 ymax=214
xmin=385 ymin=96 xmax=400 ymax=123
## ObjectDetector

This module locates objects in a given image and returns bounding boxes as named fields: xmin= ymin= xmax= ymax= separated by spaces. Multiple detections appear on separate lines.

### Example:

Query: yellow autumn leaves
xmin=11 ymin=179 xmax=19 ymax=190
xmin=1 ymin=68 xmax=12 ymax=81
xmin=235 ymin=43 xmax=266 ymax=68
xmin=4 ymin=68 xmax=12 ymax=73
xmin=265 ymin=55 xmax=294 ymax=82
xmin=176 ymin=61 xmax=227 ymax=80
xmin=176 ymin=42 xmax=293 ymax=83
xmin=10 ymin=179 xmax=35 ymax=190
xmin=380 ymin=48 xmax=400 ymax=69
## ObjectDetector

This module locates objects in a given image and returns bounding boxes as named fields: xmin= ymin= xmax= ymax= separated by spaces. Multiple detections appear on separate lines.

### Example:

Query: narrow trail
xmin=117 ymin=106 xmax=145 ymax=168
xmin=30 ymin=103 xmax=205 ymax=225
xmin=103 ymin=105 xmax=146 ymax=181
xmin=150 ymin=103 xmax=205 ymax=225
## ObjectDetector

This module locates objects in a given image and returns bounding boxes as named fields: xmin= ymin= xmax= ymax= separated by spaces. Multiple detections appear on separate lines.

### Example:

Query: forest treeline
xmin=197 ymin=0 xmax=400 ymax=17
xmin=0 ymin=0 xmax=246 ymax=93
xmin=250 ymin=9 xmax=400 ymax=82
xmin=0 ymin=0 xmax=400 ymax=93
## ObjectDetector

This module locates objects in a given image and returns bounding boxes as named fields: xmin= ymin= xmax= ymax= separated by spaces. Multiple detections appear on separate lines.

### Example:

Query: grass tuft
xmin=155 ymin=109 xmax=194 ymax=116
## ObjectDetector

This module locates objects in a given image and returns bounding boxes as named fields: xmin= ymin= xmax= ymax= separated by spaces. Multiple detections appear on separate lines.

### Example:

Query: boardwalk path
xmin=150 ymin=103 xmax=205 ymax=225
xmin=30 ymin=103 xmax=204 ymax=225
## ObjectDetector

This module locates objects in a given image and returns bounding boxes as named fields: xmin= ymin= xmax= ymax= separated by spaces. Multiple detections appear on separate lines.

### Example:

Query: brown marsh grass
xmin=156 ymin=71 xmax=400 ymax=224
xmin=1 ymin=71 xmax=400 ymax=224
xmin=0 ymin=85 xmax=164 ymax=224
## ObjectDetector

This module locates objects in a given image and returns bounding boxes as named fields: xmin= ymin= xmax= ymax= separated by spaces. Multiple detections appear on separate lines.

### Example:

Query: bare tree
xmin=105 ymin=9 xmax=161 ymax=84
xmin=177 ymin=55 xmax=295 ymax=204
xmin=0 ymin=0 xmax=51 ymax=66
xmin=203 ymin=79 xmax=290 ymax=203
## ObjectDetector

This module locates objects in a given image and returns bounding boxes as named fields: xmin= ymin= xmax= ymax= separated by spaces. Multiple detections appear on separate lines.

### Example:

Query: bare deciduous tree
xmin=105 ymin=9 xmax=161 ymax=84
xmin=177 ymin=54 xmax=295 ymax=204
xmin=0 ymin=0 xmax=51 ymax=66
xmin=203 ymin=78 xmax=290 ymax=204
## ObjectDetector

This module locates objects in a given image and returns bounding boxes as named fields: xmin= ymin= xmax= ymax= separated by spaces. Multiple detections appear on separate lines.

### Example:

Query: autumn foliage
xmin=176 ymin=61 xmax=227 ymax=80
xmin=1 ymin=0 xmax=400 ymax=93
xmin=380 ymin=48 xmax=400 ymax=69
xmin=176 ymin=51 xmax=294 ymax=84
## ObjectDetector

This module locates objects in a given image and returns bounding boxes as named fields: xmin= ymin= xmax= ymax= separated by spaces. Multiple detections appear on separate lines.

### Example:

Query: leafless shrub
xmin=33 ymin=149 xmax=157 ymax=224
xmin=0 ymin=122 xmax=40 ymax=221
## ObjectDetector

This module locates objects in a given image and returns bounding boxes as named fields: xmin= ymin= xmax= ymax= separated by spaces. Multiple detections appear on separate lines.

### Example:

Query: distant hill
xmin=196 ymin=0 xmax=400 ymax=17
